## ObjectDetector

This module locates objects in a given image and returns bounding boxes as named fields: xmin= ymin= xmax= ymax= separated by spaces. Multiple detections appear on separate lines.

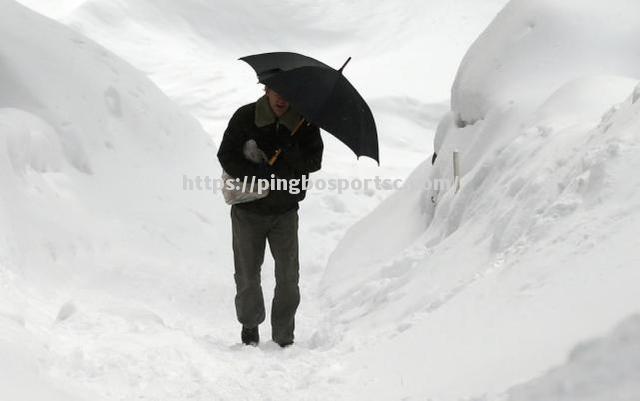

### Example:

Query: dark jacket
xmin=217 ymin=96 xmax=323 ymax=215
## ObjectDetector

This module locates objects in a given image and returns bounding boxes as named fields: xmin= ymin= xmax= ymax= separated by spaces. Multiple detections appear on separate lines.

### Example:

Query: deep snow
xmin=322 ymin=0 xmax=640 ymax=399
xmin=505 ymin=314 xmax=640 ymax=401
xmin=1 ymin=0 xmax=228 ymax=398
xmin=3 ymin=0 xmax=640 ymax=400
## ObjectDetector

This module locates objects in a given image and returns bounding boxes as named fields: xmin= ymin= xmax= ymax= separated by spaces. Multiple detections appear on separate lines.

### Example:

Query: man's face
xmin=265 ymin=88 xmax=290 ymax=118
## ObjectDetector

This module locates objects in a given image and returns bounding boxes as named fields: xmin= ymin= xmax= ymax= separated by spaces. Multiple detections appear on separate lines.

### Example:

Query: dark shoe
xmin=276 ymin=340 xmax=293 ymax=348
xmin=241 ymin=326 xmax=259 ymax=345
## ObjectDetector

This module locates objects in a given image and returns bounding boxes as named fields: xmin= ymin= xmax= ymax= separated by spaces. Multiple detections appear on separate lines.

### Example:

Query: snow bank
xmin=1 ymin=0 xmax=223 ymax=279
xmin=0 ymin=1 xmax=219 ymax=274
xmin=1 ymin=1 xmax=227 ymax=397
xmin=452 ymin=0 xmax=640 ymax=124
xmin=320 ymin=0 xmax=640 ymax=399
xmin=505 ymin=314 xmax=640 ymax=401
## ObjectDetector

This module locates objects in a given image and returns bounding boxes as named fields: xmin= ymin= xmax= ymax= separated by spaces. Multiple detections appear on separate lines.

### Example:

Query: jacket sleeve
xmin=280 ymin=125 xmax=323 ymax=175
xmin=217 ymin=109 xmax=270 ymax=180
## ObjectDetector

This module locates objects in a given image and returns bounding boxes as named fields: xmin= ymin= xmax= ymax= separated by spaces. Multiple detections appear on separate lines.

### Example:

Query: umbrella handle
xmin=268 ymin=118 xmax=306 ymax=166
xmin=268 ymin=149 xmax=283 ymax=166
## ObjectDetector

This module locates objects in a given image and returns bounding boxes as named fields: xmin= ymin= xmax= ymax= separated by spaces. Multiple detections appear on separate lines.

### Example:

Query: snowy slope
xmin=321 ymin=0 xmax=640 ymax=399
xmin=452 ymin=0 xmax=640 ymax=124
xmin=0 ymin=0 xmax=225 ymax=291
xmin=1 ymin=1 xmax=228 ymax=399
xmin=505 ymin=314 xmax=640 ymax=401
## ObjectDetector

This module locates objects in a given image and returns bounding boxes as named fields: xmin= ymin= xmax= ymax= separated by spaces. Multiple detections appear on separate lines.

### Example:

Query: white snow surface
xmin=3 ymin=0 xmax=640 ymax=400
xmin=451 ymin=0 xmax=640 ymax=124
xmin=1 ymin=1 xmax=227 ymax=399
xmin=504 ymin=314 xmax=640 ymax=401
xmin=322 ymin=0 xmax=640 ymax=400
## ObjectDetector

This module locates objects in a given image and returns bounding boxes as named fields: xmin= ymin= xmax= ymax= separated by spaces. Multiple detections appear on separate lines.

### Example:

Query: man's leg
xmin=231 ymin=206 xmax=269 ymax=331
xmin=267 ymin=209 xmax=300 ymax=345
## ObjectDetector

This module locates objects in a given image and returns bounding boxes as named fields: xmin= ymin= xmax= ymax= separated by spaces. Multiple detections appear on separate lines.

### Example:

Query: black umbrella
xmin=239 ymin=52 xmax=379 ymax=165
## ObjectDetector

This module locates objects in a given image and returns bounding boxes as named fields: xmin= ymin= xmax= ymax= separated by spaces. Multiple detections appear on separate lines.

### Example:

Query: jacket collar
xmin=255 ymin=95 xmax=301 ymax=131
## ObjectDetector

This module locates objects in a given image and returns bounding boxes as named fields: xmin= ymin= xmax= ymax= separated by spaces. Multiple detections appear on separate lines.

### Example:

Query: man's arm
xmin=217 ymin=109 xmax=270 ymax=180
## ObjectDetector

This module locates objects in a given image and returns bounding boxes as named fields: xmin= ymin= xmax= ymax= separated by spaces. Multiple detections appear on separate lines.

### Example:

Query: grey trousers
xmin=231 ymin=205 xmax=300 ymax=344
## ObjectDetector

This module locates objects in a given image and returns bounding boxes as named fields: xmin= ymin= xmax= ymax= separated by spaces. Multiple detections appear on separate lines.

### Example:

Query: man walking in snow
xmin=217 ymin=87 xmax=323 ymax=347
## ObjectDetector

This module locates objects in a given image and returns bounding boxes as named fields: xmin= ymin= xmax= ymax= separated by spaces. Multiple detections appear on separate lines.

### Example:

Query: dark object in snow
xmin=240 ymin=52 xmax=379 ymax=164
xmin=276 ymin=339 xmax=294 ymax=348
xmin=241 ymin=326 xmax=260 ymax=346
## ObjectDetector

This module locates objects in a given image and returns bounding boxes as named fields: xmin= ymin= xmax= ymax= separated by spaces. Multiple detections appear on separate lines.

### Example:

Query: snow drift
xmin=321 ymin=0 xmax=640 ymax=399
xmin=505 ymin=314 xmax=640 ymax=401
xmin=452 ymin=0 xmax=640 ymax=125
xmin=0 ymin=0 xmax=224 ymax=288
xmin=1 ymin=1 xmax=226 ymax=398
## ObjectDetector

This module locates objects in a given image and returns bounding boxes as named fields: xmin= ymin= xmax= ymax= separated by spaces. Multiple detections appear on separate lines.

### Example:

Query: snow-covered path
xmin=39 ymin=258 xmax=350 ymax=400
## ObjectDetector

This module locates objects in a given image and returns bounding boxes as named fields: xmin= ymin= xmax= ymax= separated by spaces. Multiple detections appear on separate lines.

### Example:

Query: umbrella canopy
xmin=240 ymin=52 xmax=379 ymax=164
